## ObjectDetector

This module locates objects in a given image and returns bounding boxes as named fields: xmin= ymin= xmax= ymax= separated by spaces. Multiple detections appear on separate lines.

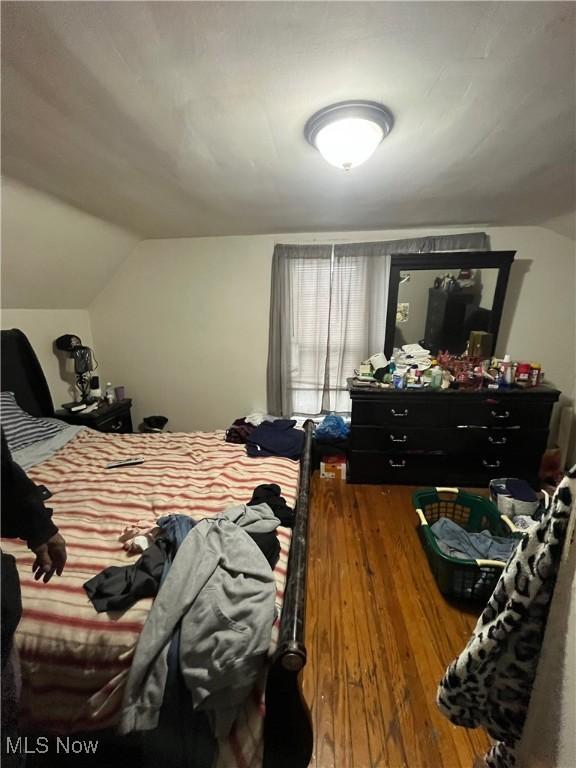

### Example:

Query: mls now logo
xmin=5 ymin=736 xmax=99 ymax=754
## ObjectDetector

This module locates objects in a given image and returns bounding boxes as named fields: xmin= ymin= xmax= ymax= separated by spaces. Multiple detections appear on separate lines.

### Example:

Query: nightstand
xmin=55 ymin=399 xmax=133 ymax=434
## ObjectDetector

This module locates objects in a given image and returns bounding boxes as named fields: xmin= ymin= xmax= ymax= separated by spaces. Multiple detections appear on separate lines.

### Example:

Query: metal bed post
xmin=263 ymin=419 xmax=315 ymax=768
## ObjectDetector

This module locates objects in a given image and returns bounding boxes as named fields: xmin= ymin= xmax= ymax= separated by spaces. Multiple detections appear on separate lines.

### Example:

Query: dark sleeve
xmin=1 ymin=428 xmax=59 ymax=550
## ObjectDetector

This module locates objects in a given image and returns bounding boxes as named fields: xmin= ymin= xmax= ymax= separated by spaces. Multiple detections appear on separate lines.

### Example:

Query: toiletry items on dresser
xmin=348 ymin=383 xmax=560 ymax=487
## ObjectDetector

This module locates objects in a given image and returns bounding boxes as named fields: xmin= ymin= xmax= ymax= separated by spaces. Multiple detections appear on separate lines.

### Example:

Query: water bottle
xmin=430 ymin=367 xmax=442 ymax=389
xmin=499 ymin=355 xmax=513 ymax=388
xmin=105 ymin=382 xmax=116 ymax=404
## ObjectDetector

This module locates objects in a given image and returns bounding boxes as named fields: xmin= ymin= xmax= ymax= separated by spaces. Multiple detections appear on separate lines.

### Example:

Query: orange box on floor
xmin=320 ymin=454 xmax=347 ymax=480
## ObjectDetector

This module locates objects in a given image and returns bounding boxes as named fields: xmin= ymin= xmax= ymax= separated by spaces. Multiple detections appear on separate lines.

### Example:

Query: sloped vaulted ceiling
xmin=2 ymin=1 xmax=575 ymax=239
xmin=1 ymin=178 xmax=138 ymax=309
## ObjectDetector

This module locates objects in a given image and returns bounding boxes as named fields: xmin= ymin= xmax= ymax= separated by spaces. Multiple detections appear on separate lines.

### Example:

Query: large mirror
xmin=384 ymin=251 xmax=515 ymax=359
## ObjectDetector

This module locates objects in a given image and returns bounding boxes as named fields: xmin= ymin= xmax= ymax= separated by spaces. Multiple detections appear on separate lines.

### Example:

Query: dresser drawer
xmin=448 ymin=398 xmax=552 ymax=428
xmin=451 ymin=451 xmax=542 ymax=486
xmin=348 ymin=451 xmax=446 ymax=484
xmin=453 ymin=427 xmax=549 ymax=456
xmin=97 ymin=413 xmax=132 ymax=434
xmin=351 ymin=426 xmax=453 ymax=453
xmin=352 ymin=400 xmax=448 ymax=427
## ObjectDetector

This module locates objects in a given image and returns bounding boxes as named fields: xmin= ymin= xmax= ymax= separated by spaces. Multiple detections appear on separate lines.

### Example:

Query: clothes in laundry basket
xmin=430 ymin=517 xmax=519 ymax=563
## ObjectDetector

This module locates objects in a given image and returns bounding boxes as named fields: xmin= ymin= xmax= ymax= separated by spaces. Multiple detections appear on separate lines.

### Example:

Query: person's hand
xmin=32 ymin=533 xmax=67 ymax=583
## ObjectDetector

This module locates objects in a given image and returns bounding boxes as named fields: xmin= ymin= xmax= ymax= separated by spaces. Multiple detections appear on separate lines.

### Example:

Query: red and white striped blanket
xmin=1 ymin=428 xmax=300 ymax=767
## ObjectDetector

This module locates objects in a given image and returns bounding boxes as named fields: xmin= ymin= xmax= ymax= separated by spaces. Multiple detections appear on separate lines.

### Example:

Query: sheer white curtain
xmin=318 ymin=243 xmax=390 ymax=413
xmin=267 ymin=243 xmax=390 ymax=416
xmin=289 ymin=249 xmax=333 ymax=415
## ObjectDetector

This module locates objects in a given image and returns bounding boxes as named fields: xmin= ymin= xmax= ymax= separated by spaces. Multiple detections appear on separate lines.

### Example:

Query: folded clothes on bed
xmin=430 ymin=517 xmax=519 ymax=562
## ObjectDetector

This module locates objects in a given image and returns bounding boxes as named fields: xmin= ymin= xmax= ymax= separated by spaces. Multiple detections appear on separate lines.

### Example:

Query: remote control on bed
xmin=106 ymin=457 xmax=145 ymax=469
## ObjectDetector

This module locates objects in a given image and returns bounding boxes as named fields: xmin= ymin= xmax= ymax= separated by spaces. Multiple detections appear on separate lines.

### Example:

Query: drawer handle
xmin=482 ymin=459 xmax=501 ymax=469
xmin=389 ymin=459 xmax=407 ymax=469
xmin=490 ymin=410 xmax=510 ymax=420
xmin=488 ymin=435 xmax=507 ymax=445
xmin=390 ymin=408 xmax=409 ymax=417
xmin=390 ymin=434 xmax=408 ymax=443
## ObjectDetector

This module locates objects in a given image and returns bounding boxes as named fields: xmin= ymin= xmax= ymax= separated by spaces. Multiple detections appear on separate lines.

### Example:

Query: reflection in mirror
xmin=394 ymin=268 xmax=500 ymax=355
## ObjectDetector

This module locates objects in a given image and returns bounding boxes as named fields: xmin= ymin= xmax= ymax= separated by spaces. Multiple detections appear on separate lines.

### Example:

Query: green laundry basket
xmin=413 ymin=487 xmax=523 ymax=601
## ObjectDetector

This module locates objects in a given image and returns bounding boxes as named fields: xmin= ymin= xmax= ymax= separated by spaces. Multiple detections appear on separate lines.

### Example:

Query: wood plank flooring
xmin=302 ymin=477 xmax=490 ymax=768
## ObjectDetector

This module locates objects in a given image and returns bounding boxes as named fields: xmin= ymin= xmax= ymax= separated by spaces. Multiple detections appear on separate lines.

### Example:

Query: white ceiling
xmin=2 ymin=1 xmax=575 ymax=238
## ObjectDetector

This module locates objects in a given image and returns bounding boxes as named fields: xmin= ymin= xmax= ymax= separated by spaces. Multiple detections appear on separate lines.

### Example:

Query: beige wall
xmin=90 ymin=236 xmax=273 ymax=432
xmin=90 ymin=225 xmax=576 ymax=437
xmin=1 ymin=308 xmax=94 ymax=407
xmin=541 ymin=210 xmax=576 ymax=242
xmin=1 ymin=177 xmax=138 ymax=309
xmin=491 ymin=226 xmax=575 ymax=459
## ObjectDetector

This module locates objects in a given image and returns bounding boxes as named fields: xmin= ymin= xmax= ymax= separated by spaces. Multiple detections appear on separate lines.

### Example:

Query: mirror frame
xmin=384 ymin=250 xmax=515 ymax=359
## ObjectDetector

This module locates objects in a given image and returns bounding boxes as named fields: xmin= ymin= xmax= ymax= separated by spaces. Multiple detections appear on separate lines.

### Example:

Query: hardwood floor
xmin=302 ymin=476 xmax=490 ymax=768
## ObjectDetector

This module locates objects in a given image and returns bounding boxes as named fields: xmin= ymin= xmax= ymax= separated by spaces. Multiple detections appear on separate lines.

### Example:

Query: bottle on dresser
xmin=105 ymin=382 xmax=116 ymax=404
xmin=499 ymin=355 xmax=514 ymax=388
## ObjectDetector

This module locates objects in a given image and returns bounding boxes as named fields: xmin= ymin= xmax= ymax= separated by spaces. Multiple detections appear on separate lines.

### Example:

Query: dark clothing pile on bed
xmin=248 ymin=482 xmax=295 ymax=527
xmin=246 ymin=418 xmax=305 ymax=460
xmin=226 ymin=416 xmax=305 ymax=460
xmin=224 ymin=417 xmax=256 ymax=444
xmin=84 ymin=537 xmax=172 ymax=612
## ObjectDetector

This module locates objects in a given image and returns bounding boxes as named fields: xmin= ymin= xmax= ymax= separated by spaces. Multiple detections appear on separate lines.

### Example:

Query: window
xmin=267 ymin=243 xmax=390 ymax=416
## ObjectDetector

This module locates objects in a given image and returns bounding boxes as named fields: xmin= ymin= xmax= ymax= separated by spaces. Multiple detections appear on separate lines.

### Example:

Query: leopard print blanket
xmin=437 ymin=466 xmax=576 ymax=768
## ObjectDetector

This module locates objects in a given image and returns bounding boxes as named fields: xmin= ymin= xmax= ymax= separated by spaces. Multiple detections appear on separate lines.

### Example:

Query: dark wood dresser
xmin=348 ymin=384 xmax=560 ymax=487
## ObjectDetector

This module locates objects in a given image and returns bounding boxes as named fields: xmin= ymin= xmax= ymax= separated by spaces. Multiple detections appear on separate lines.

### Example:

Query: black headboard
xmin=1 ymin=329 xmax=55 ymax=417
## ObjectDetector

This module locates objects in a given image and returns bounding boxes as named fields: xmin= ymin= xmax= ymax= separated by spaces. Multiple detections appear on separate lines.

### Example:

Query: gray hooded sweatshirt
xmin=119 ymin=503 xmax=280 ymax=738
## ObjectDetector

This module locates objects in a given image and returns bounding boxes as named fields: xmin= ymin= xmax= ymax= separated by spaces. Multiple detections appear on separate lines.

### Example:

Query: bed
xmin=1 ymin=328 xmax=313 ymax=768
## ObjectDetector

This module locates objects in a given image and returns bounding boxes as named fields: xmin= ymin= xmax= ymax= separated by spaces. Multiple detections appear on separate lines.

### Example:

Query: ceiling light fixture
xmin=305 ymin=100 xmax=394 ymax=171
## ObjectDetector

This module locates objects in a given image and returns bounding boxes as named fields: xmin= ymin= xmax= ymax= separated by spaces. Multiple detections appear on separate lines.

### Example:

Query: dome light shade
xmin=315 ymin=117 xmax=384 ymax=170
xmin=305 ymin=101 xmax=393 ymax=170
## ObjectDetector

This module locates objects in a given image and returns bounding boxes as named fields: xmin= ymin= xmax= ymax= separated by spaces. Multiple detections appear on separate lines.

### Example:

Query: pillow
xmin=0 ymin=391 xmax=67 ymax=453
